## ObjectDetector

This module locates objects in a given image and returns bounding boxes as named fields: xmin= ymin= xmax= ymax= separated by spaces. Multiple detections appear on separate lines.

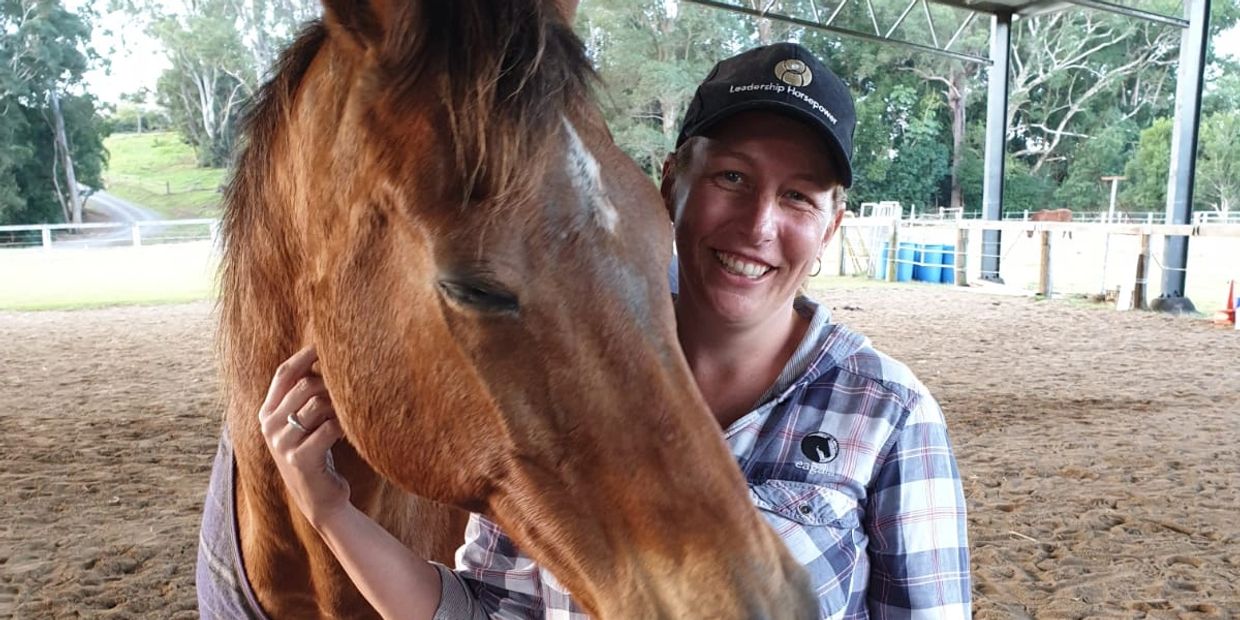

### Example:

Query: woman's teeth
xmin=715 ymin=251 xmax=772 ymax=279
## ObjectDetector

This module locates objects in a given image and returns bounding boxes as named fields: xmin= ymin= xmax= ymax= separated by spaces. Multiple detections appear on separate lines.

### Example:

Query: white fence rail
xmin=907 ymin=208 xmax=1240 ymax=225
xmin=0 ymin=219 xmax=219 ymax=250
xmin=829 ymin=217 xmax=1240 ymax=312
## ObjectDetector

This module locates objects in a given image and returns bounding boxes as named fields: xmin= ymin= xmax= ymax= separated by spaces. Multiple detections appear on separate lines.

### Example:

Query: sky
xmin=81 ymin=6 xmax=1240 ymax=107
xmin=82 ymin=7 xmax=170 ymax=105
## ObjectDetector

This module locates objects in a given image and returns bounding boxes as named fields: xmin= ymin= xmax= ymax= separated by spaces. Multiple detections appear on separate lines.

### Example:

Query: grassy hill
xmin=103 ymin=132 xmax=227 ymax=219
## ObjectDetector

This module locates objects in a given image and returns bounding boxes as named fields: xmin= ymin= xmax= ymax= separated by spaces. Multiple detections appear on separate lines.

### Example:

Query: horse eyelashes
xmin=438 ymin=280 xmax=520 ymax=314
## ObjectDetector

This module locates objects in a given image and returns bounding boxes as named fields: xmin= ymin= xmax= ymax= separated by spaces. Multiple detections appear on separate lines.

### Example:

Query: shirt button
xmin=799 ymin=504 xmax=812 ymax=515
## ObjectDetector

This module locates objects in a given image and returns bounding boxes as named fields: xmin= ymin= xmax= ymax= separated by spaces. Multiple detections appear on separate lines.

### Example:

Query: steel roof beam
xmin=682 ymin=0 xmax=991 ymax=64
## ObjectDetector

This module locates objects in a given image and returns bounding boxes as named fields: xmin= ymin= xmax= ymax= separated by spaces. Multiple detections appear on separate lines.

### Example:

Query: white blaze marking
xmin=562 ymin=117 xmax=619 ymax=234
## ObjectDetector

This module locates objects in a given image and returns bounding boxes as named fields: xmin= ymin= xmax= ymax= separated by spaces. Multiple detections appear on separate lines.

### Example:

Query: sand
xmin=2 ymin=285 xmax=1238 ymax=618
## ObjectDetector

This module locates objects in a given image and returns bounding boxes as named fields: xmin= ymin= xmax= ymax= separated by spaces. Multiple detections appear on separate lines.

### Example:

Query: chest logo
xmin=800 ymin=432 xmax=839 ymax=464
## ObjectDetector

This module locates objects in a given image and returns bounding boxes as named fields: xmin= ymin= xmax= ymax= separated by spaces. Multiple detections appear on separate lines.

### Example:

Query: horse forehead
xmin=560 ymin=117 xmax=619 ymax=235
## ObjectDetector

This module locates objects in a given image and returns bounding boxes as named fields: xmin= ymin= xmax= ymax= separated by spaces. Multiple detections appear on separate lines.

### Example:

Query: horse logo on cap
xmin=774 ymin=59 xmax=812 ymax=87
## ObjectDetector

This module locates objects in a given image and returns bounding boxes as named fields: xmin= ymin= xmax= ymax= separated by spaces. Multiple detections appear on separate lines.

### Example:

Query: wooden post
xmin=837 ymin=228 xmax=846 ymax=276
xmin=955 ymin=226 xmax=969 ymax=287
xmin=1038 ymin=230 xmax=1052 ymax=297
xmin=131 ymin=223 xmax=142 ymax=247
xmin=41 ymin=227 xmax=52 ymax=249
xmin=1133 ymin=232 xmax=1151 ymax=310
xmin=886 ymin=219 xmax=900 ymax=282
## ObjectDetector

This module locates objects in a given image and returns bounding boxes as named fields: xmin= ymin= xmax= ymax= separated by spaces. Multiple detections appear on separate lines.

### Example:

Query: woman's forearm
xmin=313 ymin=505 xmax=444 ymax=620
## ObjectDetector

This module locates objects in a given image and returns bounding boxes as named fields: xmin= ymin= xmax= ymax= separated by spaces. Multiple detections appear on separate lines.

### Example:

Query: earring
xmin=810 ymin=257 xmax=822 ymax=278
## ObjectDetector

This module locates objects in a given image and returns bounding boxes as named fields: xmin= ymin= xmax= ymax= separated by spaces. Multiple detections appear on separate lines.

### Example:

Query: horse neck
xmin=220 ymin=38 xmax=464 ymax=617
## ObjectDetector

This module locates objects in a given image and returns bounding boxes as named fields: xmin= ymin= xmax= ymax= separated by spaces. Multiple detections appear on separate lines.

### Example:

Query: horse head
xmin=220 ymin=1 xmax=815 ymax=617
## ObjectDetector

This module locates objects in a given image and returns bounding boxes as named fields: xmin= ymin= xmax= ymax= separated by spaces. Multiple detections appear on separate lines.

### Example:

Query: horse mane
xmin=218 ymin=2 xmax=596 ymax=410
xmin=391 ymin=2 xmax=596 ymax=204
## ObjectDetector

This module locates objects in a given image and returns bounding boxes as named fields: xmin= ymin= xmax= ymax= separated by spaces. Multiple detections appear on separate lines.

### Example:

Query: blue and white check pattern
xmin=434 ymin=298 xmax=970 ymax=619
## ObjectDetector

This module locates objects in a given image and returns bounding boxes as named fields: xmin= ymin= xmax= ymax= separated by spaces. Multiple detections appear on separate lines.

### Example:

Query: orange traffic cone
xmin=1228 ymin=280 xmax=1236 ymax=325
xmin=1213 ymin=280 xmax=1235 ymax=326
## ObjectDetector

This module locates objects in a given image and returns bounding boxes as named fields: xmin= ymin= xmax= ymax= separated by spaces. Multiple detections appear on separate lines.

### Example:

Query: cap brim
xmin=680 ymin=100 xmax=853 ymax=188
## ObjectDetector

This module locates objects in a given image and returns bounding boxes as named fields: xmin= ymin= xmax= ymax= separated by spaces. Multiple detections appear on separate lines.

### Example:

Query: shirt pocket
xmin=749 ymin=480 xmax=863 ymax=619
xmin=749 ymin=479 xmax=861 ymax=529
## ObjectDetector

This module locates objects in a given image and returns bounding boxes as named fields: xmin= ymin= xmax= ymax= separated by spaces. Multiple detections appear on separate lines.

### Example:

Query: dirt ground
xmin=2 ymin=284 xmax=1238 ymax=618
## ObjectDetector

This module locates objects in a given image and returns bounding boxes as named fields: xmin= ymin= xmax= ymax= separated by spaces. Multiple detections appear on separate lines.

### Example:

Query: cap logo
xmin=774 ymin=59 xmax=812 ymax=87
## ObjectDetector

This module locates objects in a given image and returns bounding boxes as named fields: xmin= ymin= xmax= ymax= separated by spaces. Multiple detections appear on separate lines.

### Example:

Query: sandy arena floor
xmin=2 ymin=285 xmax=1238 ymax=618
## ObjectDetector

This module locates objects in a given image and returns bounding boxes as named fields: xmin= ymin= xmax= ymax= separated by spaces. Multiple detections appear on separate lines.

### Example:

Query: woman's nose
xmin=738 ymin=194 xmax=778 ymax=244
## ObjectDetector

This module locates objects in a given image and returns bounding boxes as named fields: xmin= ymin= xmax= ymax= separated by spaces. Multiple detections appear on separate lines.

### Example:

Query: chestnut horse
xmin=200 ymin=0 xmax=815 ymax=618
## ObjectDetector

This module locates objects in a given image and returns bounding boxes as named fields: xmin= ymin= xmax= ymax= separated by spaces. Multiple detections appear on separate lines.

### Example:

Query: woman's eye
xmin=438 ymin=280 xmax=519 ymax=315
xmin=719 ymin=170 xmax=744 ymax=185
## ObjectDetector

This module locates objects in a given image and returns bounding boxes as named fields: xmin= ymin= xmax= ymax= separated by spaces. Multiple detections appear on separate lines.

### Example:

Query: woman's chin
xmin=703 ymin=291 xmax=768 ymax=326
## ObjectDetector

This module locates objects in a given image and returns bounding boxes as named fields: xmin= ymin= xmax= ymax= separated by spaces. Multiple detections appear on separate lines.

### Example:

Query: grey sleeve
xmin=431 ymin=562 xmax=490 ymax=620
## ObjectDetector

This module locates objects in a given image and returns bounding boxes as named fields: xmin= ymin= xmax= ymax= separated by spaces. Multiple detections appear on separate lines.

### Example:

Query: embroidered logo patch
xmin=800 ymin=432 xmax=839 ymax=464
xmin=774 ymin=59 xmax=812 ymax=87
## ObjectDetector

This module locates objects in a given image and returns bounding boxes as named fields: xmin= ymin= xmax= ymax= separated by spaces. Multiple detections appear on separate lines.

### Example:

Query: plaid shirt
xmin=433 ymin=298 xmax=970 ymax=619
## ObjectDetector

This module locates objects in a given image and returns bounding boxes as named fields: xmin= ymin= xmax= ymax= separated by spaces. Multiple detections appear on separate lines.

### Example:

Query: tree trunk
xmin=50 ymin=92 xmax=83 ymax=225
xmin=948 ymin=66 xmax=966 ymax=210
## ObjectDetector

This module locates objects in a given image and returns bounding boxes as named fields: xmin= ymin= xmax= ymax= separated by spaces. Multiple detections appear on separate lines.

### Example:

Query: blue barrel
xmin=873 ymin=241 xmax=890 ymax=279
xmin=896 ymin=242 xmax=916 ymax=282
xmin=921 ymin=245 xmax=943 ymax=283
xmin=911 ymin=244 xmax=926 ymax=281
xmin=939 ymin=244 xmax=956 ymax=284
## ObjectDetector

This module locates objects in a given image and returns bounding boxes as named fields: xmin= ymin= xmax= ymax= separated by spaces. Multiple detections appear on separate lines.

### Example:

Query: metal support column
xmin=979 ymin=12 xmax=1011 ymax=282
xmin=1153 ymin=0 xmax=1210 ymax=314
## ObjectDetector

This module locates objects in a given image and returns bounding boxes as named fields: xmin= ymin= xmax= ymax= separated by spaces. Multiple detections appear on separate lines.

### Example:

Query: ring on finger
xmin=286 ymin=412 xmax=310 ymax=433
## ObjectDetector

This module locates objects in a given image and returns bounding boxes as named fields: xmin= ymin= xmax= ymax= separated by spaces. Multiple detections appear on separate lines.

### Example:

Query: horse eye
xmin=438 ymin=280 xmax=519 ymax=314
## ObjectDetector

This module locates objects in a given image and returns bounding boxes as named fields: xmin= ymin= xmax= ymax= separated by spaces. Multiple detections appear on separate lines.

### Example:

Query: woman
xmin=259 ymin=43 xmax=970 ymax=618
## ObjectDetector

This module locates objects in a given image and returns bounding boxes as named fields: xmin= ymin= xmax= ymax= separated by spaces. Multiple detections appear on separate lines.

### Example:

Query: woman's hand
xmin=259 ymin=345 xmax=352 ymax=528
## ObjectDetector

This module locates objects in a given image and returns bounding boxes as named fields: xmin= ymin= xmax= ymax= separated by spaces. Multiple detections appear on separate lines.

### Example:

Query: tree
xmin=151 ymin=0 xmax=253 ymax=167
xmin=1052 ymin=117 xmax=1138 ymax=212
xmin=1194 ymin=112 xmax=1240 ymax=218
xmin=850 ymin=86 xmax=950 ymax=212
xmin=0 ymin=0 xmax=109 ymax=225
xmin=579 ymin=0 xmax=751 ymax=176
xmin=1119 ymin=112 xmax=1238 ymax=218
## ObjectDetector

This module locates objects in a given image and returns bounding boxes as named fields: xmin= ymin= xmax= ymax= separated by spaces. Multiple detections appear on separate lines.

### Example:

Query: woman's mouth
xmin=714 ymin=250 xmax=773 ymax=280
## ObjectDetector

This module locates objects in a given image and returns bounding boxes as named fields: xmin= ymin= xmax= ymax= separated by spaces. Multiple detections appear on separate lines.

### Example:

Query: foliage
xmin=119 ymin=0 xmax=319 ymax=167
xmin=150 ymin=0 xmax=253 ymax=167
xmin=1193 ymin=112 xmax=1240 ymax=216
xmin=0 ymin=0 xmax=109 ymax=225
xmin=1120 ymin=118 xmax=1171 ymax=212
xmin=850 ymin=85 xmax=950 ymax=212
xmin=1120 ymin=112 xmax=1240 ymax=216
xmin=1052 ymin=117 xmax=1138 ymax=212
xmin=578 ymin=0 xmax=751 ymax=176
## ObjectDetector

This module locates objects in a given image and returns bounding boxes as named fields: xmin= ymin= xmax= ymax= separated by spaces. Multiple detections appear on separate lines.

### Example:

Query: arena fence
xmin=829 ymin=217 xmax=1240 ymax=313
xmin=0 ymin=219 xmax=219 ymax=250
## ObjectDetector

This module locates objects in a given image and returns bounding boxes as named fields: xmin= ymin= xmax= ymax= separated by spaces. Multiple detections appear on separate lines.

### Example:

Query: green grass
xmin=103 ymin=132 xmax=227 ymax=219
xmin=0 ymin=244 xmax=218 ymax=311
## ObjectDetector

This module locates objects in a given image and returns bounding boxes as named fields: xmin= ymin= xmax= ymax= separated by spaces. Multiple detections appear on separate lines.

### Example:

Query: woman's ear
xmin=659 ymin=152 xmax=678 ymax=222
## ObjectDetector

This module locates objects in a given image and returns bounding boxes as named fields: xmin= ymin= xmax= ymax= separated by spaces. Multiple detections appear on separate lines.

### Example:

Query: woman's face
xmin=668 ymin=111 xmax=843 ymax=329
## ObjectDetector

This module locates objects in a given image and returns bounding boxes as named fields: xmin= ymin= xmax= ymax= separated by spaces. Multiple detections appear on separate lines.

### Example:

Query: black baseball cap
xmin=677 ymin=42 xmax=856 ymax=188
